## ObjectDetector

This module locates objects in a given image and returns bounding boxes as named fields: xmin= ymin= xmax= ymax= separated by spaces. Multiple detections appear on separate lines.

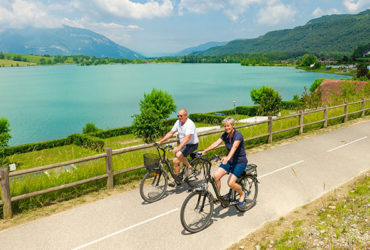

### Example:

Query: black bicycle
xmin=139 ymin=144 xmax=209 ymax=203
xmin=180 ymin=154 xmax=258 ymax=233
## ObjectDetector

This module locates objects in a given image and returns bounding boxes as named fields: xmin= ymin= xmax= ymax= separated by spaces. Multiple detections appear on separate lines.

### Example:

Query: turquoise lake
xmin=0 ymin=64 xmax=349 ymax=146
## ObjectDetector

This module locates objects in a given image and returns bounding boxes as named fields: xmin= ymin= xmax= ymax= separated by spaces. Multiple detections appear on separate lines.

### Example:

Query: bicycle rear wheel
xmin=139 ymin=169 xmax=168 ymax=203
xmin=180 ymin=191 xmax=214 ymax=233
xmin=185 ymin=158 xmax=210 ymax=188
xmin=235 ymin=175 xmax=258 ymax=212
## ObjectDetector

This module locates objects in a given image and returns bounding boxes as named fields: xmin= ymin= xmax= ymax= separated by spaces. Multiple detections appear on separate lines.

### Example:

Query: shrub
xmin=301 ymin=86 xmax=322 ymax=109
xmin=251 ymin=86 xmax=282 ymax=115
xmin=281 ymin=100 xmax=303 ymax=110
xmin=5 ymin=138 xmax=71 ymax=156
xmin=0 ymin=117 xmax=11 ymax=165
xmin=67 ymin=134 xmax=104 ymax=151
xmin=90 ymin=126 xmax=132 ymax=139
xmin=236 ymin=106 xmax=259 ymax=116
xmin=132 ymin=89 xmax=176 ymax=143
xmin=82 ymin=122 xmax=101 ymax=134
xmin=356 ymin=64 xmax=369 ymax=79
xmin=139 ymin=89 xmax=177 ymax=119
xmin=309 ymin=78 xmax=325 ymax=93
xmin=208 ymin=108 xmax=235 ymax=116
xmin=189 ymin=113 xmax=225 ymax=124
xmin=131 ymin=108 xmax=167 ymax=143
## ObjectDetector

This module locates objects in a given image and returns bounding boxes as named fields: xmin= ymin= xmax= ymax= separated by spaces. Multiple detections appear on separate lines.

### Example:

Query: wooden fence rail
xmin=1 ymin=98 xmax=369 ymax=218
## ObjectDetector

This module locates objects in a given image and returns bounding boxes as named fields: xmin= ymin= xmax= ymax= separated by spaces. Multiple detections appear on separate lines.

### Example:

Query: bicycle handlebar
xmin=194 ymin=152 xmax=221 ymax=162
xmin=153 ymin=143 xmax=173 ymax=151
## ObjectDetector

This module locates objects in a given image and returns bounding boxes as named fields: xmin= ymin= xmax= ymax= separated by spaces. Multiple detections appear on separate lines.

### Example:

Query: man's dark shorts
xmin=180 ymin=143 xmax=198 ymax=157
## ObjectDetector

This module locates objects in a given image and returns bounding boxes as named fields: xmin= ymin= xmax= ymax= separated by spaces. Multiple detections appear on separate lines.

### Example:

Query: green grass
xmin=104 ymin=134 xmax=143 ymax=150
xmin=0 ymin=59 xmax=36 ymax=67
xmin=6 ymin=145 xmax=96 ymax=170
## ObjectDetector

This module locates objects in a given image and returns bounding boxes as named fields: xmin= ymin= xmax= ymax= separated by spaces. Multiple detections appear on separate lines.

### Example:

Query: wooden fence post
xmin=268 ymin=116 xmax=273 ymax=144
xmin=323 ymin=105 xmax=328 ymax=128
xmin=361 ymin=98 xmax=365 ymax=117
xmin=344 ymin=101 xmax=348 ymax=123
xmin=299 ymin=110 xmax=303 ymax=134
xmin=105 ymin=147 xmax=113 ymax=189
xmin=0 ymin=167 xmax=12 ymax=219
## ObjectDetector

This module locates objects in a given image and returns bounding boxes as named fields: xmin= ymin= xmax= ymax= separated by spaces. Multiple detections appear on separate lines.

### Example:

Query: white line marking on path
xmin=327 ymin=136 xmax=368 ymax=152
xmin=72 ymin=208 xmax=179 ymax=250
xmin=259 ymin=160 xmax=305 ymax=179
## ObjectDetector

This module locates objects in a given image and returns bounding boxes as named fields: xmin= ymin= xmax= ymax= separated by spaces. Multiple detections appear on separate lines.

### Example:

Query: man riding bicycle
xmin=157 ymin=108 xmax=199 ymax=187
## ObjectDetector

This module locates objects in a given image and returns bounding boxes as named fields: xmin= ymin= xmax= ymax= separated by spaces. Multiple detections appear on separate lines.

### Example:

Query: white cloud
xmin=178 ymin=0 xmax=224 ymax=15
xmin=257 ymin=2 xmax=297 ymax=25
xmin=223 ymin=0 xmax=262 ymax=21
xmin=0 ymin=0 xmax=61 ymax=30
xmin=312 ymin=7 xmax=340 ymax=17
xmin=343 ymin=0 xmax=370 ymax=13
xmin=179 ymin=0 xmax=264 ymax=21
xmin=93 ymin=0 xmax=174 ymax=19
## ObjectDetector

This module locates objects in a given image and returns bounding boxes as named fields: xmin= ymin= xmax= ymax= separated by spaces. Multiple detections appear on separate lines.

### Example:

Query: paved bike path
xmin=1 ymin=120 xmax=369 ymax=250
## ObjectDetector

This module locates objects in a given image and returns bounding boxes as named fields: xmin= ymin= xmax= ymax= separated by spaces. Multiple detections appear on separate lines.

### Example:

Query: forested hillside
xmin=202 ymin=9 xmax=370 ymax=56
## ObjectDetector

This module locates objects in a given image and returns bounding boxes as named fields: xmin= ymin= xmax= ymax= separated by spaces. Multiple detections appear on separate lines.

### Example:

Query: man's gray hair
xmin=222 ymin=117 xmax=235 ymax=126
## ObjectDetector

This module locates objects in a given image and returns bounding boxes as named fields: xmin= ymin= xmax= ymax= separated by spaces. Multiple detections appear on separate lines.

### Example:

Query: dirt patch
xmin=1 ymin=116 xmax=369 ymax=231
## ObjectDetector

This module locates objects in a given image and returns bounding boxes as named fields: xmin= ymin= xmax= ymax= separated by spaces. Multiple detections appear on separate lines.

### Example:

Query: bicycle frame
xmin=195 ymin=156 xmax=258 ymax=208
xmin=155 ymin=145 xmax=182 ymax=184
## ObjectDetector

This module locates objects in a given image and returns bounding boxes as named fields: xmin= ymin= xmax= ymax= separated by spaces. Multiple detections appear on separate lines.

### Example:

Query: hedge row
xmin=67 ymin=134 xmax=104 ymax=151
xmin=236 ymin=106 xmax=259 ymax=116
xmin=208 ymin=108 xmax=236 ymax=116
xmin=6 ymin=133 xmax=104 ymax=156
xmin=90 ymin=126 xmax=132 ymax=139
xmin=281 ymin=100 xmax=303 ymax=110
xmin=5 ymin=138 xmax=71 ymax=156
xmin=189 ymin=113 xmax=225 ymax=124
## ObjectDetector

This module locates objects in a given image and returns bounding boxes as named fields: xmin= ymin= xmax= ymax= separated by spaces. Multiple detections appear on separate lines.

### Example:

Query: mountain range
xmin=201 ymin=9 xmax=370 ymax=56
xmin=0 ymin=25 xmax=143 ymax=59
xmin=0 ymin=9 xmax=369 ymax=58
xmin=174 ymin=41 xmax=228 ymax=56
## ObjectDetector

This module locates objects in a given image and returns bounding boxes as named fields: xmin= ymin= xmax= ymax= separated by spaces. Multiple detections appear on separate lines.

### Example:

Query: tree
xmin=82 ymin=122 xmax=100 ymax=134
xmin=132 ymin=108 xmax=167 ymax=143
xmin=301 ymin=86 xmax=322 ymax=109
xmin=132 ymin=89 xmax=176 ymax=143
xmin=356 ymin=64 xmax=369 ymax=79
xmin=300 ymin=54 xmax=318 ymax=67
xmin=250 ymin=86 xmax=282 ymax=115
xmin=139 ymin=89 xmax=177 ymax=119
xmin=0 ymin=117 xmax=11 ymax=166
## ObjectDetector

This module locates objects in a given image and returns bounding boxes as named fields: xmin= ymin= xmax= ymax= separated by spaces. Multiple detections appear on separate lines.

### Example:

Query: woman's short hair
xmin=222 ymin=117 xmax=235 ymax=126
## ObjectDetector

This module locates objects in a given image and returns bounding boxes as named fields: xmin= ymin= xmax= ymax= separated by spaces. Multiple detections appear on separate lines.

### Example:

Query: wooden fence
xmin=1 ymin=98 xmax=369 ymax=219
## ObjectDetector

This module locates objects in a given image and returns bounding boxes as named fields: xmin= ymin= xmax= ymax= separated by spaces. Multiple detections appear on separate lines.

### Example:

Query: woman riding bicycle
xmin=201 ymin=117 xmax=247 ymax=206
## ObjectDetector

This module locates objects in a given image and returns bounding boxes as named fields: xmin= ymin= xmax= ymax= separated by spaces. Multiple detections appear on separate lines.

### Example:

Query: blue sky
xmin=0 ymin=0 xmax=369 ymax=56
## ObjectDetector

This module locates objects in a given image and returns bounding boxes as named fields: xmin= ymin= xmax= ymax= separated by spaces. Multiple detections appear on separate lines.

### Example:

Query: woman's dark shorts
xmin=220 ymin=163 xmax=246 ymax=178
xmin=180 ymin=143 xmax=198 ymax=157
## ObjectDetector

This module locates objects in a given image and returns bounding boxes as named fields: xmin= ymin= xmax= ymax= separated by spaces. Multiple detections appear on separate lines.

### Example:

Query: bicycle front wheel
xmin=139 ymin=169 xmax=168 ymax=203
xmin=235 ymin=175 xmax=258 ymax=212
xmin=180 ymin=191 xmax=214 ymax=233
xmin=186 ymin=158 xmax=210 ymax=188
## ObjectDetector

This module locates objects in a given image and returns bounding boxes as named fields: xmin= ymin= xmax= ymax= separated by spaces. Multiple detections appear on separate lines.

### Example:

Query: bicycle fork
xmin=152 ymin=170 xmax=162 ymax=186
